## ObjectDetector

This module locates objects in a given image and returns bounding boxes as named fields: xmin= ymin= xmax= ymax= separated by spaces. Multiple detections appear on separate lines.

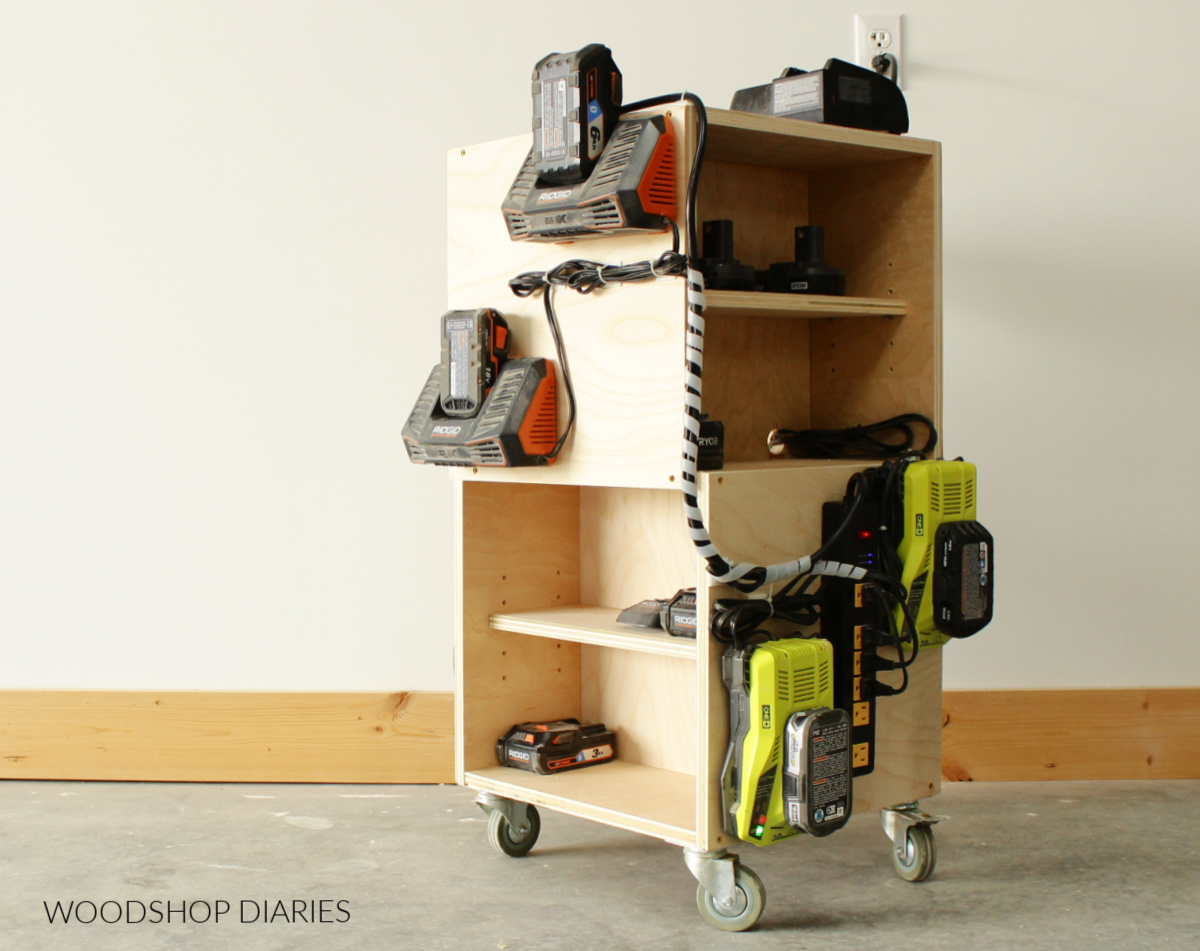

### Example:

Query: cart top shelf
xmin=701 ymin=107 xmax=937 ymax=170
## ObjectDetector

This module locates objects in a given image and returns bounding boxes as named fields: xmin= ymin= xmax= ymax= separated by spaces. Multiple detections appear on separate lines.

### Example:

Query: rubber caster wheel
xmin=486 ymin=805 xmax=540 ymax=858
xmin=695 ymin=865 xmax=766 ymax=932
xmin=892 ymin=824 xmax=936 ymax=882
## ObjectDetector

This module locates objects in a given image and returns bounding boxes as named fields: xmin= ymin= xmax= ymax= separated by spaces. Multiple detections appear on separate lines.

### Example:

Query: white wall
xmin=1 ymin=2 xmax=1196 ymax=691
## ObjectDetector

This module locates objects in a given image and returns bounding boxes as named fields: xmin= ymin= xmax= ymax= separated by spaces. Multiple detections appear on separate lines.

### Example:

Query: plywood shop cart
xmin=447 ymin=103 xmax=944 ymax=931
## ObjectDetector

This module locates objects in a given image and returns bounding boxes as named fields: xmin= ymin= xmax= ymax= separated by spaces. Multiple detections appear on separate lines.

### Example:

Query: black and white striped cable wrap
xmin=680 ymin=266 xmax=867 ymax=592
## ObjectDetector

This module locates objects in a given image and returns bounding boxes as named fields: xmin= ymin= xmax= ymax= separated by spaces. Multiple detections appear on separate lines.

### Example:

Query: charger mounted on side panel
xmin=503 ymin=44 xmax=676 ymax=242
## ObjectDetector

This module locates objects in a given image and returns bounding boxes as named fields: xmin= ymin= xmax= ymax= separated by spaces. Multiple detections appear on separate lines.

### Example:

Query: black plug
xmin=862 ymin=679 xmax=902 ymax=698
xmin=861 ymin=654 xmax=903 ymax=673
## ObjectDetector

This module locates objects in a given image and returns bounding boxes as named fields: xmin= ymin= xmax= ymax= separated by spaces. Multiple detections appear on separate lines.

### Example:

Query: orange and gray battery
xmin=496 ymin=719 xmax=617 ymax=775
xmin=438 ymin=309 xmax=509 ymax=418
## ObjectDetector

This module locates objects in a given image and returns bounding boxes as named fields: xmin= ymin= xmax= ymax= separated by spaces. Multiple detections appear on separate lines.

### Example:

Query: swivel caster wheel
xmin=486 ymin=804 xmax=540 ymax=858
xmin=891 ymin=823 xmax=936 ymax=882
xmin=695 ymin=865 xmax=765 ymax=932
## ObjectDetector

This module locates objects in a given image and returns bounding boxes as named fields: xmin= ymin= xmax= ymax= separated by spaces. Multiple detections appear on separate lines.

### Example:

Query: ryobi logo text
xmin=430 ymin=425 xmax=462 ymax=436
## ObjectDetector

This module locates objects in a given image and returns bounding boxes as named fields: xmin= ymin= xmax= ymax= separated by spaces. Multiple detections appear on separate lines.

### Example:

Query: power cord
xmin=507 ymin=225 xmax=688 ymax=461
xmin=767 ymin=413 xmax=937 ymax=459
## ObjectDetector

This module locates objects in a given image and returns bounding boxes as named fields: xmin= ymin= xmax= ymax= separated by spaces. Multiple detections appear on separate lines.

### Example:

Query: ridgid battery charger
xmin=402 ymin=309 xmax=560 ymax=467
xmin=502 ymin=44 xmax=677 ymax=242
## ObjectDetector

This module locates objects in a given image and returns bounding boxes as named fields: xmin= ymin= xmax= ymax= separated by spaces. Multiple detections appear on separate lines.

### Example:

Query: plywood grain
xmin=808 ymin=149 xmax=941 ymax=436
xmin=457 ymin=481 xmax=583 ymax=778
xmin=581 ymin=647 xmax=697 ymax=775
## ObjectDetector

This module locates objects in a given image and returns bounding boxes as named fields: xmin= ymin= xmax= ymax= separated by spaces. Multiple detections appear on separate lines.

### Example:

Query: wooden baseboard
xmin=0 ymin=691 xmax=454 ymax=783
xmin=942 ymin=689 xmax=1200 ymax=781
xmin=3 ymin=689 xmax=1198 ymax=783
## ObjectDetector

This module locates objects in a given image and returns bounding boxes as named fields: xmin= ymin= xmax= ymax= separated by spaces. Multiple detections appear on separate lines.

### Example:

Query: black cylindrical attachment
xmin=703 ymin=219 xmax=736 ymax=262
xmin=795 ymin=225 xmax=825 ymax=264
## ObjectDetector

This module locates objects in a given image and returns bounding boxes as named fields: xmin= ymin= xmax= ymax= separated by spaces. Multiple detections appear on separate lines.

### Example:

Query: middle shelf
xmin=490 ymin=604 xmax=698 ymax=659
xmin=702 ymin=290 xmax=906 ymax=320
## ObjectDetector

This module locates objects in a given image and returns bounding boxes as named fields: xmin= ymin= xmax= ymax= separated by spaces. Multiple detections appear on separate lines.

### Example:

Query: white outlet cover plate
xmin=854 ymin=13 xmax=903 ymax=89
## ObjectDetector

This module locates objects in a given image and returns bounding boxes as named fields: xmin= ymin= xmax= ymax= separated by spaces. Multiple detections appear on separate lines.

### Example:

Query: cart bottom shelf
xmin=465 ymin=761 xmax=696 ymax=846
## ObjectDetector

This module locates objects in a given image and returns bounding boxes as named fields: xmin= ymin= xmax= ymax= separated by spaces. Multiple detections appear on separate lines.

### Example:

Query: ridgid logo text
xmin=43 ymin=899 xmax=351 ymax=924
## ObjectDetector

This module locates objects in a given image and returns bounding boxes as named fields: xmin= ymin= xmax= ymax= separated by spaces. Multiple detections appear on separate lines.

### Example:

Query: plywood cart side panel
xmin=808 ymin=150 xmax=941 ymax=436
xmin=579 ymin=486 xmax=696 ymax=609
xmin=457 ymin=481 xmax=583 ymax=774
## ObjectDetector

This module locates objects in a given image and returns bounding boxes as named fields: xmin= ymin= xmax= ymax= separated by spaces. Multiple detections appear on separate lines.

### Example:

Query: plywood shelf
xmin=711 ymin=458 xmax=877 ymax=475
xmin=703 ymin=290 xmax=905 ymax=320
xmin=704 ymin=107 xmax=936 ymax=170
xmin=490 ymin=605 xmax=698 ymax=660
xmin=465 ymin=761 xmax=696 ymax=845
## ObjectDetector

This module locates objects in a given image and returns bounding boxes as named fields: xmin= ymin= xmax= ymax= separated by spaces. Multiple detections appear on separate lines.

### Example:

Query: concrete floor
xmin=1 ymin=780 xmax=1197 ymax=950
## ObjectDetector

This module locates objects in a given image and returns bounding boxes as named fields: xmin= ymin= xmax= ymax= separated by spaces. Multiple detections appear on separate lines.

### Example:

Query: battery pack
xmin=438 ymin=309 xmax=509 ymax=418
xmin=531 ymin=44 xmax=622 ymax=185
xmin=932 ymin=520 xmax=993 ymax=637
xmin=496 ymin=719 xmax=617 ymax=775
xmin=783 ymin=707 xmax=853 ymax=836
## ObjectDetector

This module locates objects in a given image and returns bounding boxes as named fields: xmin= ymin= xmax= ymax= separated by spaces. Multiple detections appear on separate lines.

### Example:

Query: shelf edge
xmin=464 ymin=769 xmax=697 ymax=846
xmin=703 ymin=291 xmax=906 ymax=319
xmin=490 ymin=608 xmax=698 ymax=660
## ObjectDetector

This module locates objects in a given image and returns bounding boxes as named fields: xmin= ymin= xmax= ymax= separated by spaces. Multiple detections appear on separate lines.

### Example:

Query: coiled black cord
xmin=767 ymin=413 xmax=938 ymax=459
xmin=508 ymin=223 xmax=688 ymax=461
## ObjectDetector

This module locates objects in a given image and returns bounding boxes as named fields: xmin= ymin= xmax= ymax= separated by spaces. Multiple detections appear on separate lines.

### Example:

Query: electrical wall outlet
xmin=854 ymin=13 xmax=903 ymax=88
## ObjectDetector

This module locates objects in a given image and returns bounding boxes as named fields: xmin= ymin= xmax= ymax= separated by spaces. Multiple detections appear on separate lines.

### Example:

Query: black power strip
xmin=819 ymin=497 xmax=884 ymax=776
